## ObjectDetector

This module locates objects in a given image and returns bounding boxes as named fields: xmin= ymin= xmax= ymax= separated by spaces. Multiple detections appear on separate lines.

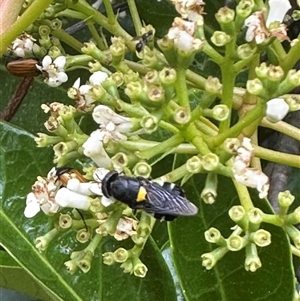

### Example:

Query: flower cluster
xmin=5 ymin=0 xmax=299 ymax=284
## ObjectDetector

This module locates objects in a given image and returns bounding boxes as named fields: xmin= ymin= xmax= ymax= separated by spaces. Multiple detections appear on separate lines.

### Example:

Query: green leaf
xmin=0 ymin=121 xmax=177 ymax=301
xmin=169 ymin=175 xmax=295 ymax=301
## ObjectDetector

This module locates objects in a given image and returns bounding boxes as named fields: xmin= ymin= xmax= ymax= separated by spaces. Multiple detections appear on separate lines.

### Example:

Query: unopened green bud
xmin=78 ymin=251 xmax=93 ymax=273
xmin=204 ymin=228 xmax=226 ymax=246
xmin=250 ymin=229 xmax=271 ymax=247
xmin=237 ymin=44 xmax=256 ymax=60
xmin=102 ymin=252 xmax=115 ymax=265
xmin=227 ymin=234 xmax=247 ymax=251
xmin=284 ymin=95 xmax=300 ymax=111
xmin=50 ymin=18 xmax=62 ymax=30
xmin=59 ymin=213 xmax=73 ymax=229
xmin=133 ymin=259 xmax=148 ymax=278
xmin=110 ymin=37 xmax=126 ymax=65
xmin=245 ymin=243 xmax=261 ymax=272
xmin=223 ymin=138 xmax=240 ymax=154
xmin=147 ymin=85 xmax=165 ymax=107
xmin=35 ymin=228 xmax=58 ymax=251
xmin=82 ymin=42 xmax=107 ymax=62
xmin=159 ymin=68 xmax=177 ymax=85
xmin=201 ymin=247 xmax=228 ymax=270
xmin=39 ymin=25 xmax=50 ymax=38
xmin=125 ymin=81 xmax=143 ymax=100
xmin=201 ymin=172 xmax=218 ymax=204
xmin=255 ymin=62 xmax=269 ymax=79
xmin=140 ymin=115 xmax=158 ymax=133
xmin=278 ymin=70 xmax=300 ymax=94
xmin=111 ymin=153 xmax=129 ymax=168
xmin=246 ymin=78 xmax=264 ymax=96
xmin=88 ymin=61 xmax=102 ymax=73
xmin=35 ymin=133 xmax=62 ymax=147
xmin=110 ymin=72 xmax=124 ymax=87
xmin=48 ymin=46 xmax=62 ymax=58
xmin=133 ymin=162 xmax=152 ymax=178
xmin=76 ymin=229 xmax=90 ymax=243
xmin=211 ymin=31 xmax=231 ymax=47
xmin=211 ymin=104 xmax=230 ymax=121
xmin=205 ymin=76 xmax=222 ymax=95
xmin=236 ymin=0 xmax=254 ymax=19
xmin=53 ymin=141 xmax=78 ymax=157
xmin=64 ymin=260 xmax=78 ymax=274
xmin=186 ymin=156 xmax=202 ymax=174
xmin=113 ymin=248 xmax=129 ymax=263
xmin=267 ymin=65 xmax=284 ymax=82
xmin=248 ymin=208 xmax=263 ymax=231
xmin=144 ymin=70 xmax=160 ymax=85
xmin=228 ymin=206 xmax=247 ymax=229
xmin=215 ymin=7 xmax=235 ymax=34
xmin=202 ymin=153 xmax=219 ymax=171
xmin=174 ymin=106 xmax=191 ymax=124
xmin=278 ymin=190 xmax=295 ymax=207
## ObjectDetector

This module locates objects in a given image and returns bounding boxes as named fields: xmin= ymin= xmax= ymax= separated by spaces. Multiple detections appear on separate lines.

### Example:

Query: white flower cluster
xmin=82 ymin=105 xmax=132 ymax=168
xmin=24 ymin=168 xmax=102 ymax=218
xmin=11 ymin=33 xmax=38 ymax=57
xmin=167 ymin=0 xmax=204 ymax=52
xmin=36 ymin=55 xmax=68 ymax=87
xmin=244 ymin=0 xmax=291 ymax=44
xmin=232 ymin=138 xmax=269 ymax=199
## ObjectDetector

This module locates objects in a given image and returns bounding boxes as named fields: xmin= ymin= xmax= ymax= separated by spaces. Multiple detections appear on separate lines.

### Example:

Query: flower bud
xmin=201 ymin=172 xmax=218 ymax=204
xmin=223 ymin=138 xmax=240 ymax=154
xmin=237 ymin=44 xmax=256 ymax=60
xmin=59 ymin=213 xmax=73 ymax=229
xmin=202 ymin=153 xmax=219 ymax=171
xmin=133 ymin=260 xmax=148 ymax=278
xmin=133 ymin=162 xmax=152 ymax=178
xmin=186 ymin=156 xmax=202 ymax=174
xmin=204 ymin=228 xmax=226 ymax=246
xmin=285 ymin=225 xmax=300 ymax=249
xmin=78 ymin=251 xmax=93 ymax=273
xmin=278 ymin=190 xmax=295 ymax=207
xmin=286 ymin=206 xmax=300 ymax=225
xmin=205 ymin=76 xmax=222 ymax=95
xmin=211 ymin=104 xmax=230 ymax=121
xmin=201 ymin=247 xmax=228 ymax=270
xmin=250 ymin=229 xmax=271 ymax=247
xmin=140 ymin=115 xmax=158 ymax=133
xmin=76 ymin=229 xmax=90 ymax=243
xmin=211 ymin=31 xmax=231 ymax=47
xmin=174 ymin=107 xmax=191 ymax=124
xmin=245 ymin=243 xmax=261 ymax=272
xmin=113 ymin=248 xmax=129 ymax=263
xmin=246 ymin=78 xmax=265 ymax=96
xmin=64 ymin=260 xmax=78 ymax=274
xmin=228 ymin=206 xmax=247 ymax=229
xmin=248 ymin=208 xmax=263 ymax=231
xmin=102 ymin=252 xmax=115 ymax=265
xmin=227 ymin=235 xmax=247 ymax=251
xmin=284 ymin=95 xmax=300 ymax=112
xmin=120 ymin=259 xmax=134 ymax=273
xmin=215 ymin=7 xmax=235 ymax=34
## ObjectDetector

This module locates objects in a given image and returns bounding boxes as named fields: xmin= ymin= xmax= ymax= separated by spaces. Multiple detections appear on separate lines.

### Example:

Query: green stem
xmin=270 ymin=40 xmax=287 ymax=64
xmin=127 ymin=0 xmax=142 ymax=35
xmin=138 ymin=133 xmax=184 ymax=160
xmin=281 ymin=38 xmax=300 ymax=73
xmin=260 ymin=118 xmax=300 ymax=142
xmin=103 ymin=0 xmax=115 ymax=24
xmin=0 ymin=0 xmax=54 ymax=55
xmin=253 ymin=145 xmax=300 ymax=168
xmin=52 ymin=29 xmax=83 ymax=52
xmin=233 ymin=180 xmax=254 ymax=211
xmin=175 ymin=68 xmax=190 ymax=112
xmin=67 ymin=0 xmax=132 ymax=40
xmin=87 ymin=22 xmax=106 ymax=50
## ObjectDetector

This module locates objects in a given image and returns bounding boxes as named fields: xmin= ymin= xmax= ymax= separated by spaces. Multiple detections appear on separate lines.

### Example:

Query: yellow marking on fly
xmin=137 ymin=186 xmax=147 ymax=202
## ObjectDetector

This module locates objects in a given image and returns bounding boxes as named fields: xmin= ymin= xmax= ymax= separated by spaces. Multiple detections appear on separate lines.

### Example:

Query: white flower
xmin=167 ymin=17 xmax=203 ymax=52
xmin=24 ymin=175 xmax=60 ymax=218
xmin=11 ymin=34 xmax=36 ymax=57
xmin=55 ymin=187 xmax=90 ymax=210
xmin=266 ymin=0 xmax=291 ymax=27
xmin=36 ymin=55 xmax=68 ymax=87
xmin=171 ymin=0 xmax=205 ymax=19
xmin=82 ymin=130 xmax=112 ymax=167
xmin=266 ymin=98 xmax=289 ymax=122
xmin=92 ymin=105 xmax=132 ymax=132
xmin=232 ymin=138 xmax=269 ymax=199
xmin=67 ymin=178 xmax=102 ymax=196
xmin=244 ymin=0 xmax=291 ymax=44
xmin=89 ymin=71 xmax=108 ymax=86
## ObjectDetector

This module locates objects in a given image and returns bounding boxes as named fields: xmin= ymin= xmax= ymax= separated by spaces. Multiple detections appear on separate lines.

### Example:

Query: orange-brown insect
xmin=56 ymin=167 xmax=87 ymax=187
xmin=6 ymin=58 xmax=40 ymax=77
xmin=0 ymin=58 xmax=41 ymax=121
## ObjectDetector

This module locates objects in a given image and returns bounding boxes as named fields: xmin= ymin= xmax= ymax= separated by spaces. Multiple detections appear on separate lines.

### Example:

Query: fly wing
xmin=143 ymin=183 xmax=198 ymax=216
